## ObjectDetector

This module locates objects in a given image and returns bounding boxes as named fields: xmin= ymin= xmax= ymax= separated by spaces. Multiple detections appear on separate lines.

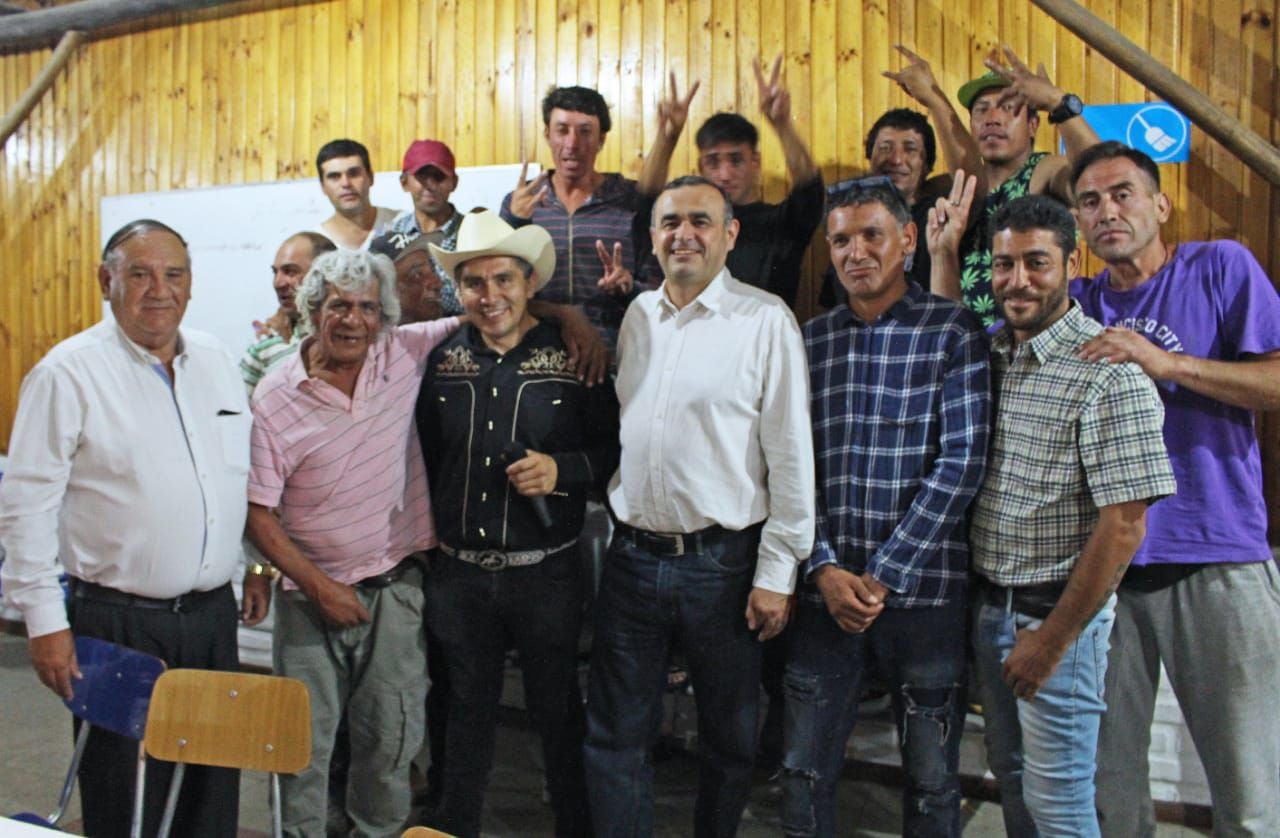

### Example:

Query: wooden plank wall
xmin=2 ymin=0 xmax=1278 ymax=537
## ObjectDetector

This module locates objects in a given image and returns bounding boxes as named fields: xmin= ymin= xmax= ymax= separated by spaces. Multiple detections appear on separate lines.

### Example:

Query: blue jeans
xmin=584 ymin=524 xmax=763 ymax=838
xmin=425 ymin=550 xmax=589 ymax=838
xmin=972 ymin=591 xmax=1115 ymax=838
xmin=780 ymin=596 xmax=966 ymax=837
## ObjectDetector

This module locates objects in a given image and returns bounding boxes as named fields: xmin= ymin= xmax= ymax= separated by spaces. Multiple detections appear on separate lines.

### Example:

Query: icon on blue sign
xmin=1125 ymin=105 xmax=1189 ymax=162
xmin=1061 ymin=103 xmax=1191 ymax=164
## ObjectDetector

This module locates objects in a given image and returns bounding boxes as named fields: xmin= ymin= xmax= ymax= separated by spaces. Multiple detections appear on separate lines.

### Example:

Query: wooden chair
xmin=402 ymin=827 xmax=457 ymax=837
xmin=143 ymin=669 xmax=310 ymax=838
xmin=9 ymin=636 xmax=165 ymax=834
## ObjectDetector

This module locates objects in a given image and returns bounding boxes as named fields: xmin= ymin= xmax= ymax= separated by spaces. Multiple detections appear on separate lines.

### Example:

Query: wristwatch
xmin=247 ymin=562 xmax=281 ymax=581
xmin=1048 ymin=93 xmax=1084 ymax=125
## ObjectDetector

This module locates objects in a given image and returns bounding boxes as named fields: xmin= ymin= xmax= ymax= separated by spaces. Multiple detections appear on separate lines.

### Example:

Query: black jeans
xmin=424 ymin=549 xmax=590 ymax=838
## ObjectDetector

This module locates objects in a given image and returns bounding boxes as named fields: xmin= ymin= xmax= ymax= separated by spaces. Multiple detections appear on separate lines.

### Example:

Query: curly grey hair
xmin=295 ymin=249 xmax=401 ymax=330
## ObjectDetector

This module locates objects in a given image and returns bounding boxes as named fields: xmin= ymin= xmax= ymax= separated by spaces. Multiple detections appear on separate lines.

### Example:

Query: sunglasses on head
xmin=825 ymin=174 xmax=910 ymax=216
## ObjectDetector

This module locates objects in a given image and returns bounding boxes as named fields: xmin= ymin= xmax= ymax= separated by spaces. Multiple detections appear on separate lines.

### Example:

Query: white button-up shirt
xmin=0 ymin=320 xmax=251 ymax=638
xmin=607 ymin=270 xmax=815 ymax=593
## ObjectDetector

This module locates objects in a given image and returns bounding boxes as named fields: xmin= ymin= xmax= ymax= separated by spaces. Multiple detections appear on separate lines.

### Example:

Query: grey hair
xmin=295 ymin=249 xmax=401 ymax=329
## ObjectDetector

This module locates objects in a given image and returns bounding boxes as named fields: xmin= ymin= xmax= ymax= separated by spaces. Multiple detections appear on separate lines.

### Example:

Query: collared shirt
xmin=804 ymin=283 xmax=991 ymax=607
xmin=417 ymin=321 xmax=620 ymax=552
xmin=971 ymin=302 xmax=1176 ymax=586
xmin=500 ymin=172 xmax=659 ymax=352
xmin=248 ymin=318 xmax=459 ymax=588
xmin=389 ymin=206 xmax=465 ymax=316
xmin=239 ymin=328 xmax=304 ymax=394
xmin=607 ymin=269 xmax=815 ymax=593
xmin=0 ymin=320 xmax=251 ymax=638
xmin=637 ymin=175 xmax=826 ymax=309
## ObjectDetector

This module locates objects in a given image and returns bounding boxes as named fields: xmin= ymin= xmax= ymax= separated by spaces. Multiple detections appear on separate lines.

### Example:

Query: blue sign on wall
xmin=1062 ymin=103 xmax=1191 ymax=163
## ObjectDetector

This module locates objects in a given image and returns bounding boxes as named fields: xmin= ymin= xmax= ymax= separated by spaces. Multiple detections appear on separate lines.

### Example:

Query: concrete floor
xmin=0 ymin=632 xmax=1209 ymax=836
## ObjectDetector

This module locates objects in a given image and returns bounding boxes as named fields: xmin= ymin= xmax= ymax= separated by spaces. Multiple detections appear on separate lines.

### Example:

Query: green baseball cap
xmin=957 ymin=71 xmax=1011 ymax=110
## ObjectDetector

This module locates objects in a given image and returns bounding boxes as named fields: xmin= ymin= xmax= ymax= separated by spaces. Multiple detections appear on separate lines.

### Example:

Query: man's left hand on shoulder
xmin=1077 ymin=326 xmax=1172 ymax=379
xmin=745 ymin=587 xmax=793 ymax=641
xmin=550 ymin=304 xmax=608 ymax=386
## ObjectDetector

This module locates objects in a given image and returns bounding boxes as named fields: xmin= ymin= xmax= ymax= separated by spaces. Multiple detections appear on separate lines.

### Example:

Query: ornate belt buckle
xmin=477 ymin=550 xmax=508 ymax=571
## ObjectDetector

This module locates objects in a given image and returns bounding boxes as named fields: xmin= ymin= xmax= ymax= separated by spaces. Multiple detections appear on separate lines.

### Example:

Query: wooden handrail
xmin=1031 ymin=0 xmax=1280 ymax=188
xmin=0 ymin=29 xmax=84 ymax=148
xmin=0 ymin=0 xmax=243 ymax=52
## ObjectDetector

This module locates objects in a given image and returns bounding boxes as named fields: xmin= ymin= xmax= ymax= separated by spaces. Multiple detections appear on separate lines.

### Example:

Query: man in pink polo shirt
xmin=243 ymin=248 xmax=458 ymax=837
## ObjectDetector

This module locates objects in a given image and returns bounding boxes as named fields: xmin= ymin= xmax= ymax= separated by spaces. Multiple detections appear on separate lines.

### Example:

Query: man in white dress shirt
xmin=0 ymin=220 xmax=252 ymax=838
xmin=584 ymin=175 xmax=815 ymax=837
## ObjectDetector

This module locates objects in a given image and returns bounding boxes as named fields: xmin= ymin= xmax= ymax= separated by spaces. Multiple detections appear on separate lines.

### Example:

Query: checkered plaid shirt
xmin=804 ymin=283 xmax=991 ymax=608
xmin=971 ymin=302 xmax=1176 ymax=586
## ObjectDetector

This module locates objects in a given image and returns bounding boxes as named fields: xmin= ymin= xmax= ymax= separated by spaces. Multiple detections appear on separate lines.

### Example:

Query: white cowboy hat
xmin=429 ymin=210 xmax=556 ymax=292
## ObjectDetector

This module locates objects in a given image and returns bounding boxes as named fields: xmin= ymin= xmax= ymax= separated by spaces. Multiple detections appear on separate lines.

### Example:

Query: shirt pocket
xmin=873 ymin=388 xmax=937 ymax=459
xmin=216 ymin=410 xmax=252 ymax=475
xmin=1006 ymin=418 xmax=1080 ymax=497
xmin=514 ymin=377 xmax=578 ymax=450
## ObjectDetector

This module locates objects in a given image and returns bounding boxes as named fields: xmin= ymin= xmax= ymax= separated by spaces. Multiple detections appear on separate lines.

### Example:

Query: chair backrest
xmin=65 ymin=636 xmax=166 ymax=739
xmin=143 ymin=669 xmax=310 ymax=774
xmin=402 ymin=828 xmax=456 ymax=838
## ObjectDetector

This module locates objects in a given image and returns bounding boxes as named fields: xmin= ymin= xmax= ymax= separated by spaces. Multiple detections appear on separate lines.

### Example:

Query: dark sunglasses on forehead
xmin=825 ymin=174 xmax=910 ymax=216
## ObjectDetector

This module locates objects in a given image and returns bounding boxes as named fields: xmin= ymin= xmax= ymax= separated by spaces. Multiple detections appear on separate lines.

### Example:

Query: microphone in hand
xmin=501 ymin=442 xmax=554 ymax=529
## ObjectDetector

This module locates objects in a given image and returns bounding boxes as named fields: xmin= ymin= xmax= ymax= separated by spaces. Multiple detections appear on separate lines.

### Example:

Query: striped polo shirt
xmin=248 ymin=318 xmax=458 ymax=588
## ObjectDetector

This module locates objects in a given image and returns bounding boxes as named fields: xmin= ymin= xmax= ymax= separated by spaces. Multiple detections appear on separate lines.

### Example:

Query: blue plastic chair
xmin=10 ymin=636 xmax=166 ymax=834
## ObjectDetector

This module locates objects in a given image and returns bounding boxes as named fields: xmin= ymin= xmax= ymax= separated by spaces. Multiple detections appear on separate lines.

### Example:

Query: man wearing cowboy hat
xmin=415 ymin=211 xmax=618 ymax=838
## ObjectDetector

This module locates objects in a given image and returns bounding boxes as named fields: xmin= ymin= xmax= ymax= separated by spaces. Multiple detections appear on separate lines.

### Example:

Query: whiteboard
xmin=99 ymin=163 xmax=533 ymax=356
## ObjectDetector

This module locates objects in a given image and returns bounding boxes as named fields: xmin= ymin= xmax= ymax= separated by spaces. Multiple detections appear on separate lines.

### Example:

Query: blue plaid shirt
xmin=804 ymin=282 xmax=991 ymax=608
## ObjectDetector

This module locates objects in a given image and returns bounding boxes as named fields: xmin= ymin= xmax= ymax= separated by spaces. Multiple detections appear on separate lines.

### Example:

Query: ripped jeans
xmin=781 ymin=597 xmax=966 ymax=837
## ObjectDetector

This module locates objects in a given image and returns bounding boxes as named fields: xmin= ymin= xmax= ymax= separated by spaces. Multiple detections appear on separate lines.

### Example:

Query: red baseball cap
xmin=401 ymin=139 xmax=457 ymax=178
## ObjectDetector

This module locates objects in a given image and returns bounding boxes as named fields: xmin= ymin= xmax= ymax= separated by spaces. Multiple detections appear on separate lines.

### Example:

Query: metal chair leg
xmin=129 ymin=742 xmax=147 ymax=838
xmin=45 ymin=719 xmax=91 ymax=826
xmin=155 ymin=761 xmax=186 ymax=838
xmin=270 ymin=773 xmax=283 ymax=838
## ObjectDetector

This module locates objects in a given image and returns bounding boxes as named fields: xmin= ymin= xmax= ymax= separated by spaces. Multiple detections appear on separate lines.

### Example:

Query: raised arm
xmin=883 ymin=44 xmax=986 ymax=193
xmin=985 ymin=46 xmax=1099 ymax=203
xmin=754 ymin=55 xmax=819 ymax=185
xmin=926 ymin=170 xmax=978 ymax=302
xmin=637 ymin=71 xmax=701 ymax=197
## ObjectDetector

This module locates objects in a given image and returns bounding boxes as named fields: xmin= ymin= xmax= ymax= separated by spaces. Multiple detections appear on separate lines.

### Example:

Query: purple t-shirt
xmin=1070 ymin=240 xmax=1280 ymax=566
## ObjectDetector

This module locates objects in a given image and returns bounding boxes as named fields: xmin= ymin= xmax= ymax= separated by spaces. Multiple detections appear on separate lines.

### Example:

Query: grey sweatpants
xmin=1096 ymin=560 xmax=1280 ymax=838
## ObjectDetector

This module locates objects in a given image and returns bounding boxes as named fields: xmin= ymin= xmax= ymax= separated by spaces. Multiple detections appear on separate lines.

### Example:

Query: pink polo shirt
xmin=248 ymin=318 xmax=459 ymax=587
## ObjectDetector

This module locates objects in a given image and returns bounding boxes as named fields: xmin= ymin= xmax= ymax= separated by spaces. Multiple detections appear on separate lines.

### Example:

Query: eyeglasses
xmin=825 ymin=174 xmax=911 ymax=217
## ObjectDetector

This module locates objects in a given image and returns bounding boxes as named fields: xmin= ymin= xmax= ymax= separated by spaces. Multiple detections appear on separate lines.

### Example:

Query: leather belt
xmin=438 ymin=539 xmax=577 ymax=571
xmin=975 ymin=575 xmax=1067 ymax=620
xmin=354 ymin=556 xmax=423 ymax=590
xmin=69 ymin=579 xmax=230 ymax=614
xmin=615 ymin=522 xmax=739 ymax=557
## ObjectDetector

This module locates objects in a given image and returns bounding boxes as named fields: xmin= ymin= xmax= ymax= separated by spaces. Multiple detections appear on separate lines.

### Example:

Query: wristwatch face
xmin=1051 ymin=94 xmax=1084 ymax=124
